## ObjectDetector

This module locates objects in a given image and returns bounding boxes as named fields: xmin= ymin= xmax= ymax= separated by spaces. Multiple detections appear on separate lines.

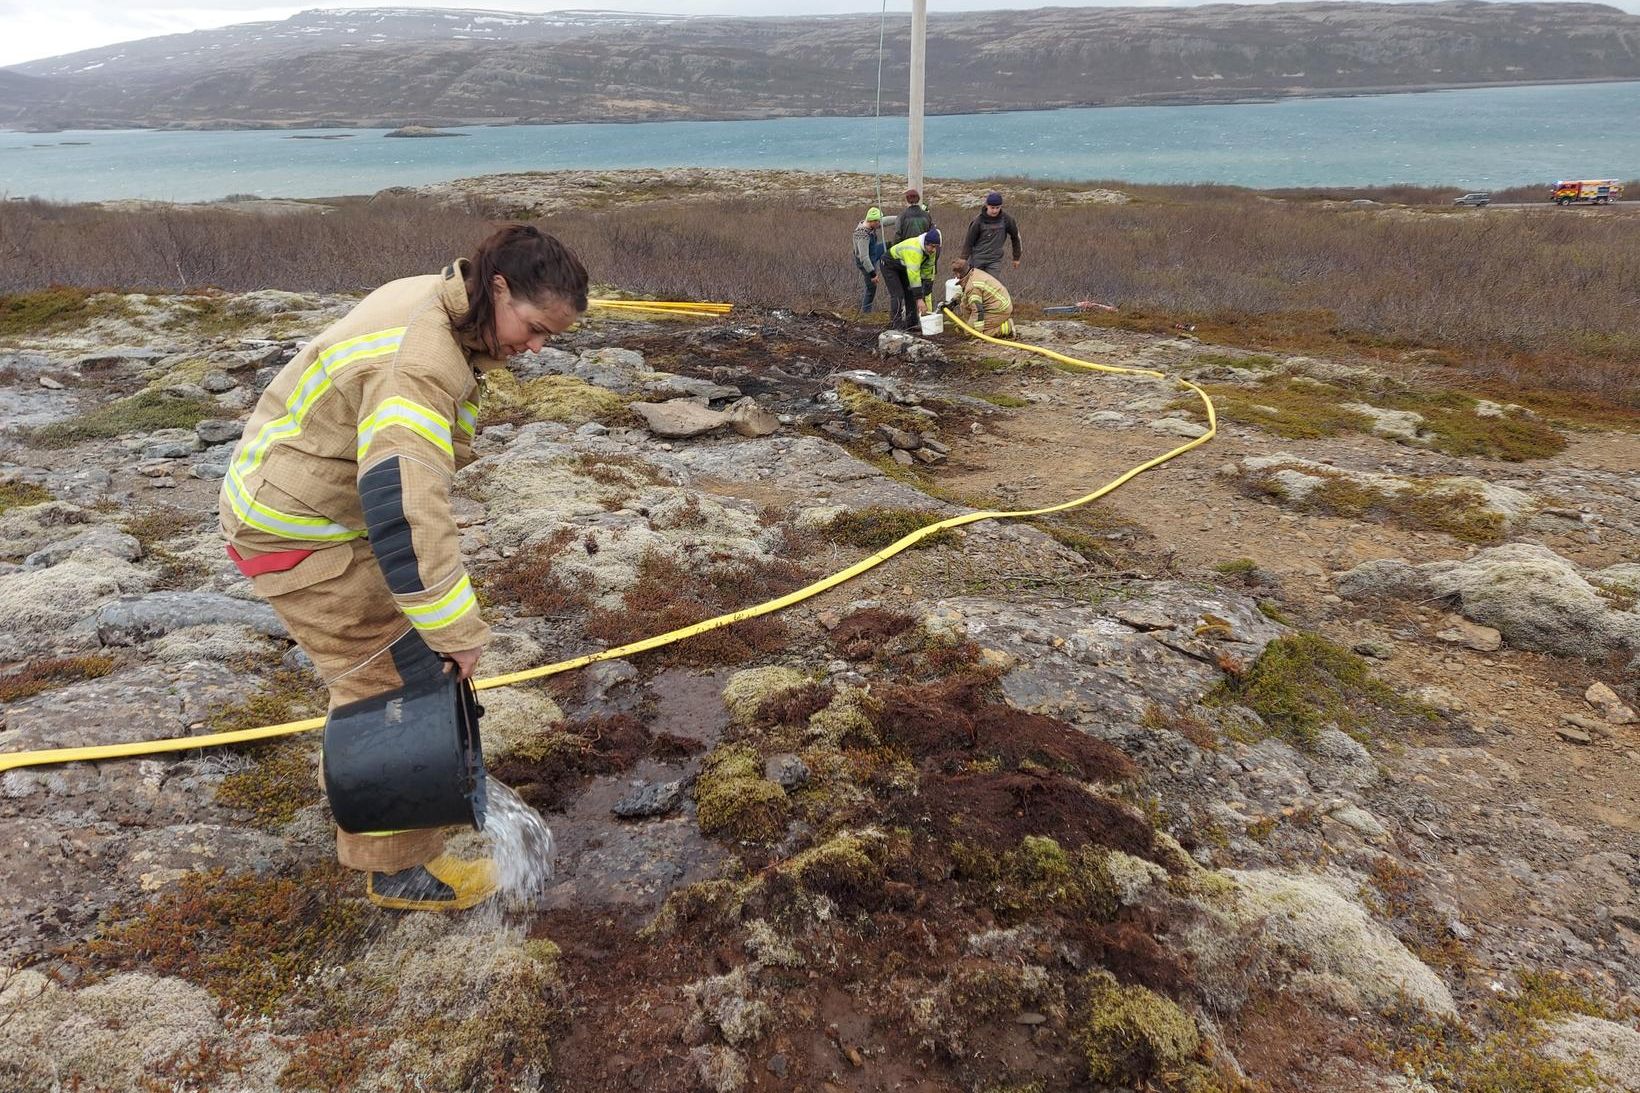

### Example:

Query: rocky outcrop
xmin=1226 ymin=869 xmax=1456 ymax=1017
xmin=0 ymin=558 xmax=151 ymax=659
xmin=629 ymin=399 xmax=730 ymax=439
xmin=1337 ymin=544 xmax=1640 ymax=659
xmin=94 ymin=591 xmax=286 ymax=646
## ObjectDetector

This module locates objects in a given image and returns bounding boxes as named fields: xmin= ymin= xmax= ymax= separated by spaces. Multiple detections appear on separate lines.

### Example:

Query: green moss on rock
xmin=203 ymin=668 xmax=325 ymax=735
xmin=1075 ymin=970 xmax=1201 ymax=1086
xmin=213 ymin=740 xmax=319 ymax=829
xmin=642 ymin=876 xmax=760 ymax=939
xmin=695 ymin=744 xmax=789 ymax=842
xmin=1206 ymin=633 xmax=1419 ymax=746
xmin=822 ymin=506 xmax=956 ymax=551
xmin=807 ymin=686 xmax=880 ymax=747
xmin=31 ymin=389 xmax=221 ymax=449
xmin=780 ymin=830 xmax=885 ymax=900
xmin=722 ymin=665 xmax=809 ymax=726
xmin=957 ymin=836 xmax=1141 ymax=921
xmin=481 ymin=371 xmax=629 ymax=427
xmin=0 ymin=481 xmax=53 ymax=516
xmin=0 ymin=287 xmax=132 ymax=336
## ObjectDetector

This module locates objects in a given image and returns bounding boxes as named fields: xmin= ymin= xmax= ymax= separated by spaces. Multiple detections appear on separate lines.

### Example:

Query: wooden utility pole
xmin=908 ymin=0 xmax=926 ymax=197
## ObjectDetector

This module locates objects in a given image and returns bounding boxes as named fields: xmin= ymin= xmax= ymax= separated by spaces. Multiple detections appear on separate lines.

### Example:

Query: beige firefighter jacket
xmin=219 ymin=261 xmax=504 ymax=654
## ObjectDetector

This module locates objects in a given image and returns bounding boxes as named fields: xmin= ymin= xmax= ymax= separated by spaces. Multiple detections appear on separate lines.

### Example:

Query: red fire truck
xmin=1550 ymin=180 xmax=1623 ymax=206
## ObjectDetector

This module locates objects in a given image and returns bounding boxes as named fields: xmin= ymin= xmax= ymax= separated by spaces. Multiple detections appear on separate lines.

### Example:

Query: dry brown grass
xmin=3 ymin=186 xmax=1637 ymax=403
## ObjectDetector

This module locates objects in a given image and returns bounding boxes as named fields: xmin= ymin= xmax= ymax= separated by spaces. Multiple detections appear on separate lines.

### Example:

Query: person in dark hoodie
xmin=961 ymin=190 xmax=1022 ymax=276
xmin=892 ymin=188 xmax=934 ymax=244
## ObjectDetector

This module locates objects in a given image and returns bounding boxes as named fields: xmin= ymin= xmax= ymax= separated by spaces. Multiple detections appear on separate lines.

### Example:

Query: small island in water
xmin=384 ymin=126 xmax=465 ymax=138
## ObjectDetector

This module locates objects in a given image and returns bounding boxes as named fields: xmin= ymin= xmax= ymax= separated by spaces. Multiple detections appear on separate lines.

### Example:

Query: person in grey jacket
xmin=961 ymin=190 xmax=1022 ymax=275
xmin=851 ymin=206 xmax=897 ymax=314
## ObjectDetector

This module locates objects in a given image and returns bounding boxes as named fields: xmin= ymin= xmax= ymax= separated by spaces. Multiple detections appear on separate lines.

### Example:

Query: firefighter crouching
xmin=949 ymin=257 xmax=1014 ymax=337
xmin=219 ymin=224 xmax=588 ymax=911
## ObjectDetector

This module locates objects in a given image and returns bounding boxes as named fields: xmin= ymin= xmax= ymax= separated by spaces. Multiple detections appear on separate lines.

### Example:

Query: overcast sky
xmin=4 ymin=0 xmax=1638 ymax=68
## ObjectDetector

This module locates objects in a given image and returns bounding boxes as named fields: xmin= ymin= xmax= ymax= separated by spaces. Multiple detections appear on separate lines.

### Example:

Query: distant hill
xmin=4 ymin=2 xmax=1640 ymax=131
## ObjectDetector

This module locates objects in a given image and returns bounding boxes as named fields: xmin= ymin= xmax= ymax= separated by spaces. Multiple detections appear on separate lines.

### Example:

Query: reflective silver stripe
xmin=357 ymin=397 xmax=454 ymax=461
xmin=402 ymin=574 xmax=477 ymax=632
xmin=222 ymin=468 xmax=361 ymax=542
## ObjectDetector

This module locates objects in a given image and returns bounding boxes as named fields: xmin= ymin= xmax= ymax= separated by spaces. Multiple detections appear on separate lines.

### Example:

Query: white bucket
xmin=919 ymin=312 xmax=945 ymax=336
xmin=944 ymin=278 xmax=961 ymax=306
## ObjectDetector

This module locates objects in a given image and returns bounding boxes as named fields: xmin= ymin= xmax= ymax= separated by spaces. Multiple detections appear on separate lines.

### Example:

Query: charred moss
xmin=480 ymin=530 xmax=593 ymax=618
xmin=585 ymin=549 xmax=809 ymax=668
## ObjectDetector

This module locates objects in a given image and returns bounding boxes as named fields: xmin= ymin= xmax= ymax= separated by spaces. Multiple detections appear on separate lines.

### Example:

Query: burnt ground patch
xmin=489 ymin=712 xmax=705 ymax=813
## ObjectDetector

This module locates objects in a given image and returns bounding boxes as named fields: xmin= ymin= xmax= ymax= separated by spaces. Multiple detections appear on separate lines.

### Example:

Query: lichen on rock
xmin=1225 ymin=869 xmax=1457 ymax=1018
xmin=721 ymin=665 xmax=808 ymax=726
xmin=1339 ymin=543 xmax=1640 ymax=659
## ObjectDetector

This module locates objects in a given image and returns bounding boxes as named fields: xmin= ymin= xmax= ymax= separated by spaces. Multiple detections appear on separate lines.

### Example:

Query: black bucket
xmin=322 ymin=671 xmax=488 ymax=834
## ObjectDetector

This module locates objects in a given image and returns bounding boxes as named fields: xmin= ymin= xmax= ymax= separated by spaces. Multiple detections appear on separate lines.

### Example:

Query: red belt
xmin=227 ymin=543 xmax=315 ymax=577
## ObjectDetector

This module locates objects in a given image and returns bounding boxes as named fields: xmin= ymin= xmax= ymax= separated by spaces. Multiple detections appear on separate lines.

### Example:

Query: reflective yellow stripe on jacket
xmin=964 ymin=275 xmax=1011 ymax=316
xmin=402 ymin=574 xmax=478 ymax=633
xmin=357 ymin=397 xmax=455 ymax=462
xmin=224 ymin=326 xmax=406 ymax=542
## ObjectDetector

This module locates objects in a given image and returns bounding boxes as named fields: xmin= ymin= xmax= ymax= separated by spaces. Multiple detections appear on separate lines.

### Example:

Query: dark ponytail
xmin=453 ymin=224 xmax=589 ymax=357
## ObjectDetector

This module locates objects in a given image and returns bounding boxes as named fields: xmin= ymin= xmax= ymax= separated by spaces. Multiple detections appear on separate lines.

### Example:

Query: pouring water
xmin=481 ymin=779 xmax=556 ymax=909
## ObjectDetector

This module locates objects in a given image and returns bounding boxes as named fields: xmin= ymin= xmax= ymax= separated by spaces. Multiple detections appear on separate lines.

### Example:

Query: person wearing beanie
xmin=961 ymin=189 xmax=1022 ymax=276
xmin=850 ymin=204 xmax=897 ymax=316
xmin=950 ymin=257 xmax=1014 ymax=337
xmin=882 ymin=228 xmax=942 ymax=332
xmin=892 ymin=187 xmax=934 ymax=245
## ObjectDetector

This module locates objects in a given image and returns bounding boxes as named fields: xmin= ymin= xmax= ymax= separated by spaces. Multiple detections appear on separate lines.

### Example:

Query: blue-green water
xmin=3 ymin=81 xmax=1637 ymax=203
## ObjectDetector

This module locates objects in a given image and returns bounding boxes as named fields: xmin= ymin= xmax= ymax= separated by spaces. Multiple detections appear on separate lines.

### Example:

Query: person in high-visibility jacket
xmin=882 ymin=227 xmax=941 ymax=332
xmin=950 ymin=257 xmax=1014 ymax=337
xmin=220 ymin=224 xmax=587 ymax=911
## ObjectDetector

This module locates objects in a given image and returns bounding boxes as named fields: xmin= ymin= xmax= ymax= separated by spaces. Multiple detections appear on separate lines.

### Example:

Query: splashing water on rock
xmin=482 ymin=779 xmax=556 ymax=909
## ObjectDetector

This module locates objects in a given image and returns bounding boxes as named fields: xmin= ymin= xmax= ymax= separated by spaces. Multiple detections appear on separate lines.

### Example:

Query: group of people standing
xmin=851 ymin=187 xmax=1022 ymax=337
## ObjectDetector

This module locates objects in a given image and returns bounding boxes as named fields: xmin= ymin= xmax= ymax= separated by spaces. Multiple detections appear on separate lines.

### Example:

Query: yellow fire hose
xmin=0 ymin=307 xmax=1215 ymax=776
xmin=589 ymin=299 xmax=734 ymax=320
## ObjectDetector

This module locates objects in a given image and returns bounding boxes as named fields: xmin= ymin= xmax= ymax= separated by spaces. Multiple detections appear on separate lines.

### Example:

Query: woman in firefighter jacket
xmin=220 ymin=224 xmax=588 ymax=911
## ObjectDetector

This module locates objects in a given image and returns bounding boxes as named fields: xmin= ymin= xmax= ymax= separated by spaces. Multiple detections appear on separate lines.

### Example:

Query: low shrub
xmin=0 ymin=654 xmax=117 ymax=703
xmin=0 ymin=481 xmax=52 ymax=515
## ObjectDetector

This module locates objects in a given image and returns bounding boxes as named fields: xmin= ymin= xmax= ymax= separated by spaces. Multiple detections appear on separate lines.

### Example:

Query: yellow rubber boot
xmin=366 ymin=853 xmax=500 ymax=912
